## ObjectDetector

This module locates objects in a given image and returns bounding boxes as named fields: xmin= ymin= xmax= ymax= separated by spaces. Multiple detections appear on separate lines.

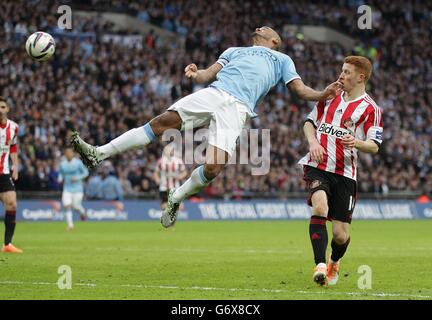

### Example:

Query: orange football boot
xmin=1 ymin=244 xmax=23 ymax=253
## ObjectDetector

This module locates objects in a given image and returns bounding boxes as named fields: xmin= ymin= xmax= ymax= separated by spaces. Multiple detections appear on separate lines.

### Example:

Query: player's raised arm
xmin=184 ymin=62 xmax=222 ymax=84
xmin=288 ymin=79 xmax=342 ymax=102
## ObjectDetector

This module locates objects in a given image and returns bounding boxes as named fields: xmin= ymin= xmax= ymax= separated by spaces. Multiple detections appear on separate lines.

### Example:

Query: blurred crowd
xmin=0 ymin=0 xmax=431 ymax=198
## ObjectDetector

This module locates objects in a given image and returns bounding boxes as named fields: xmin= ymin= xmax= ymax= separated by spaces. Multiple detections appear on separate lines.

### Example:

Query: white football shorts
xmin=62 ymin=191 xmax=84 ymax=209
xmin=168 ymin=87 xmax=249 ymax=156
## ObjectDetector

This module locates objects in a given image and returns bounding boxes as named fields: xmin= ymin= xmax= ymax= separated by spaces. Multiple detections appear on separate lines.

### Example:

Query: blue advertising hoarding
xmin=15 ymin=199 xmax=432 ymax=222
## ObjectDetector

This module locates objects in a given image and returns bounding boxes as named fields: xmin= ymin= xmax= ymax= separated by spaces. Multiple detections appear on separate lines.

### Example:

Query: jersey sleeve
xmin=216 ymin=47 xmax=237 ymax=67
xmin=281 ymin=55 xmax=301 ymax=84
xmin=305 ymin=101 xmax=326 ymax=128
xmin=364 ymin=106 xmax=383 ymax=145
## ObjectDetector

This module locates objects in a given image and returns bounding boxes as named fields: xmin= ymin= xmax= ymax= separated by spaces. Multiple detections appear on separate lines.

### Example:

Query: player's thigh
xmin=167 ymin=88 xmax=224 ymax=130
xmin=207 ymin=99 xmax=248 ymax=160
xmin=310 ymin=190 xmax=329 ymax=217
xmin=72 ymin=192 xmax=84 ymax=209
xmin=0 ymin=191 xmax=17 ymax=210
xmin=62 ymin=192 xmax=73 ymax=208
xmin=328 ymin=175 xmax=357 ymax=224
xmin=304 ymin=166 xmax=331 ymax=216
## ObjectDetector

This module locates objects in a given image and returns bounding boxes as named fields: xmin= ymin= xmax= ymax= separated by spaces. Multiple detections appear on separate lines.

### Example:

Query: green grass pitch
xmin=1 ymin=220 xmax=431 ymax=300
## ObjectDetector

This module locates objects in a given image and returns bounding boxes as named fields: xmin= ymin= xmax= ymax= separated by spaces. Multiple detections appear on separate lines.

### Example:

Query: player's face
xmin=0 ymin=102 xmax=9 ymax=118
xmin=338 ymin=63 xmax=363 ymax=92
xmin=65 ymin=148 xmax=74 ymax=161
xmin=252 ymin=26 xmax=281 ymax=50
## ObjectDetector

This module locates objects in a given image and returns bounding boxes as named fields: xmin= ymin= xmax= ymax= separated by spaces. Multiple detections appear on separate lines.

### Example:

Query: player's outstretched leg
xmin=71 ymin=111 xmax=182 ymax=170
xmin=160 ymin=146 xmax=227 ymax=228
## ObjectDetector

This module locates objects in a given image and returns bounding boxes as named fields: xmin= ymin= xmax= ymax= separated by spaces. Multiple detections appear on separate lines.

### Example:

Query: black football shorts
xmin=303 ymin=165 xmax=357 ymax=224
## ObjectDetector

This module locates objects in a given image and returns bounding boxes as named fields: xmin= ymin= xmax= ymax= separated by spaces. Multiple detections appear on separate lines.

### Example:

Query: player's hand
xmin=322 ymin=81 xmax=343 ymax=100
xmin=71 ymin=176 xmax=78 ymax=182
xmin=309 ymin=140 xmax=327 ymax=163
xmin=12 ymin=169 xmax=18 ymax=181
xmin=341 ymin=134 xmax=356 ymax=149
xmin=184 ymin=64 xmax=198 ymax=79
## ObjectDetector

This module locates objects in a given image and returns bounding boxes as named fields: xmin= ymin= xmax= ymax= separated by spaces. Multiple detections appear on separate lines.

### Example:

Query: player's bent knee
xmin=312 ymin=203 xmax=328 ymax=217
xmin=150 ymin=111 xmax=182 ymax=136
xmin=6 ymin=204 xmax=16 ymax=211
xmin=332 ymin=231 xmax=348 ymax=244
xmin=203 ymin=164 xmax=224 ymax=180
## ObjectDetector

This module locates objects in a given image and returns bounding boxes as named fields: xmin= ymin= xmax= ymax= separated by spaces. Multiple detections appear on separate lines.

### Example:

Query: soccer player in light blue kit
xmin=59 ymin=148 xmax=89 ymax=230
xmin=72 ymin=26 xmax=341 ymax=228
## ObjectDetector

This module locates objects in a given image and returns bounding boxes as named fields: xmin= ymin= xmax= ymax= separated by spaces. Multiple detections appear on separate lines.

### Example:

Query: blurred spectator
xmin=85 ymin=172 xmax=103 ymax=200
xmin=100 ymin=168 xmax=124 ymax=201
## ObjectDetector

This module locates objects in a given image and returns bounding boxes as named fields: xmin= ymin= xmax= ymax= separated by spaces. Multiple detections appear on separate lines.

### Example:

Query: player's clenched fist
xmin=184 ymin=64 xmax=198 ymax=79
xmin=341 ymin=133 xmax=356 ymax=149
xmin=309 ymin=140 xmax=327 ymax=163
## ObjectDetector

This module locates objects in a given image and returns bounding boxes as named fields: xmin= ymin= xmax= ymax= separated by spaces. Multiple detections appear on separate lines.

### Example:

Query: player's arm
xmin=288 ymin=79 xmax=342 ymax=102
xmin=304 ymin=121 xmax=326 ymax=163
xmin=184 ymin=62 xmax=222 ymax=84
xmin=73 ymin=163 xmax=89 ymax=182
xmin=152 ymin=166 xmax=161 ymax=186
xmin=341 ymin=108 xmax=382 ymax=154
xmin=341 ymin=135 xmax=379 ymax=154
xmin=10 ymin=151 xmax=19 ymax=181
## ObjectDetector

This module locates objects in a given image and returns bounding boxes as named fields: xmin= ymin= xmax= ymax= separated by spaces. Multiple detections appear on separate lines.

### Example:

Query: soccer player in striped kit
xmin=153 ymin=145 xmax=187 ymax=210
xmin=299 ymin=56 xmax=383 ymax=286
xmin=0 ymin=97 xmax=22 ymax=253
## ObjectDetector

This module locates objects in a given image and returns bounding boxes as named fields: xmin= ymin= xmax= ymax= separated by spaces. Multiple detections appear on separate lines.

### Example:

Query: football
xmin=25 ymin=31 xmax=56 ymax=61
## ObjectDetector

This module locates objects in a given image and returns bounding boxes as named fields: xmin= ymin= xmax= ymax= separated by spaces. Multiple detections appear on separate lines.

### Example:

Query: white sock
xmin=75 ymin=206 xmax=85 ymax=215
xmin=172 ymin=166 xmax=210 ymax=203
xmin=65 ymin=209 xmax=73 ymax=229
xmin=97 ymin=124 xmax=156 ymax=160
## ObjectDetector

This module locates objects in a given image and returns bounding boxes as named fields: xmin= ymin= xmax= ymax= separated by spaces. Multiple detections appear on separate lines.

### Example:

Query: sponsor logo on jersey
xmin=317 ymin=123 xmax=350 ymax=138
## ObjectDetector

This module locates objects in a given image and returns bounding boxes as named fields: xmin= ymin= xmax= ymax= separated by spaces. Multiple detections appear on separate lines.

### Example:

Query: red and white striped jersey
xmin=299 ymin=92 xmax=383 ymax=181
xmin=156 ymin=155 xmax=186 ymax=191
xmin=0 ymin=119 xmax=19 ymax=175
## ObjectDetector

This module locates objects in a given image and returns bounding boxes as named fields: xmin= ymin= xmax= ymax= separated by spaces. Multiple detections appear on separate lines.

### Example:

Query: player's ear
xmin=271 ymin=39 xmax=279 ymax=50
xmin=358 ymin=73 xmax=366 ymax=83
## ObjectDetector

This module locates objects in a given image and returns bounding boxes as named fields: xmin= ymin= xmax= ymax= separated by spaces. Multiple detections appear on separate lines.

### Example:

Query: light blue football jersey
xmin=210 ymin=45 xmax=301 ymax=117
xmin=59 ymin=158 xmax=89 ymax=193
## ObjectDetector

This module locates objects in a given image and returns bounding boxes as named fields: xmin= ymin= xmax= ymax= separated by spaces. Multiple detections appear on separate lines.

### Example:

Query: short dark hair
xmin=0 ymin=96 xmax=8 ymax=106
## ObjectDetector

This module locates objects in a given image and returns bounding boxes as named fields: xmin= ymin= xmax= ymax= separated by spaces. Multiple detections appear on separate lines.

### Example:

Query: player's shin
xmin=4 ymin=210 xmax=16 ymax=245
xmin=330 ymin=236 xmax=351 ymax=262
xmin=172 ymin=165 xmax=211 ymax=203
xmin=309 ymin=215 xmax=328 ymax=265
xmin=96 ymin=124 xmax=156 ymax=159
xmin=65 ymin=209 xmax=74 ymax=230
